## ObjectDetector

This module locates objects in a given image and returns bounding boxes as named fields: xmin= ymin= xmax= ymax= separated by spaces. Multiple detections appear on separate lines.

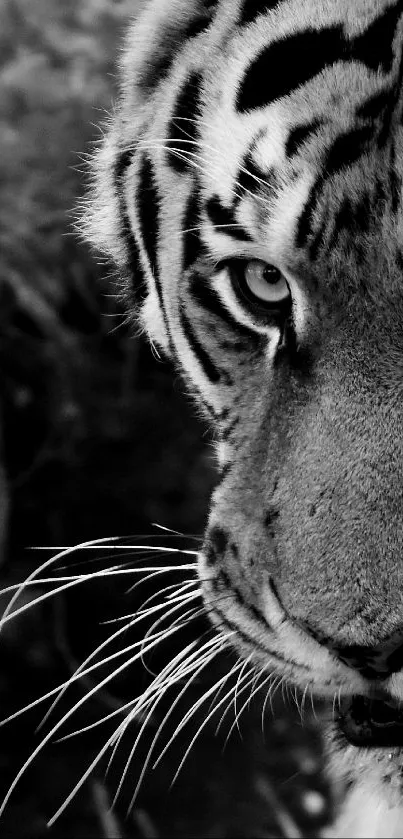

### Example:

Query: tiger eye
xmin=244 ymin=260 xmax=290 ymax=304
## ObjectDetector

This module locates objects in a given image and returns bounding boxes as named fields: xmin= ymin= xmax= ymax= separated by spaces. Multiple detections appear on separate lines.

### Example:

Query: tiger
xmin=82 ymin=0 xmax=403 ymax=836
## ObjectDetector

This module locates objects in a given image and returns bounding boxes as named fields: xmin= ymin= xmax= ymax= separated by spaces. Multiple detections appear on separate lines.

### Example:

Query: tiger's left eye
xmin=243 ymin=260 xmax=290 ymax=305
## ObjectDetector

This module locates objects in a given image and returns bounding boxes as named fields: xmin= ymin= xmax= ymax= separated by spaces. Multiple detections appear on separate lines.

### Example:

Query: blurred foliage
xmin=0 ymin=0 xmax=214 ymax=552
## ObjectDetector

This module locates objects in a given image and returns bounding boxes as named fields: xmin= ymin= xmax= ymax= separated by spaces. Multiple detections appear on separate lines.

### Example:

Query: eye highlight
xmin=221 ymin=258 xmax=291 ymax=312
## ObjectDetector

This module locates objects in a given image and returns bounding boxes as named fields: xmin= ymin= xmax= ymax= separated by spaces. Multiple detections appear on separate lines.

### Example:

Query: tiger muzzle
xmin=338 ymin=695 xmax=403 ymax=749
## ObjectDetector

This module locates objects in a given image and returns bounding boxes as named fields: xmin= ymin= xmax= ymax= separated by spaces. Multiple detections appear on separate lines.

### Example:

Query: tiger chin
xmin=82 ymin=0 xmax=403 ymax=836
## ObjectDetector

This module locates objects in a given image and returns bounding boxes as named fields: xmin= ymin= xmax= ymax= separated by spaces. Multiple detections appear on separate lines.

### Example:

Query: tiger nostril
xmin=334 ymin=638 xmax=403 ymax=681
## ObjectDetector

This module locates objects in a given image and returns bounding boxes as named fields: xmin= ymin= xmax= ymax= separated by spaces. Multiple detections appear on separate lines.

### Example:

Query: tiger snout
xmin=201 ymin=392 xmax=403 ymax=691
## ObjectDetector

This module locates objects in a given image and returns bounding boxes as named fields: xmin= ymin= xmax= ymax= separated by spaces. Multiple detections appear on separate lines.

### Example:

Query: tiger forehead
xmin=191 ymin=0 xmax=403 ymax=271
xmin=202 ymin=0 xmax=403 ymax=145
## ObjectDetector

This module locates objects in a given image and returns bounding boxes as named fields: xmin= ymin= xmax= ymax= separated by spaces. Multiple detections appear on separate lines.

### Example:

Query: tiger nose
xmin=333 ymin=636 xmax=403 ymax=681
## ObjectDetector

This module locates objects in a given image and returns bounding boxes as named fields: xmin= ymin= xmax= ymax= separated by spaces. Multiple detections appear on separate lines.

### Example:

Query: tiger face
xmin=84 ymin=0 xmax=403 ymax=815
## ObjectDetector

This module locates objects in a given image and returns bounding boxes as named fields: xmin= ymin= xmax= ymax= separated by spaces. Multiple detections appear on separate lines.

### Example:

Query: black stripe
xmin=326 ymin=199 xmax=352 ymax=252
xmin=220 ymin=415 xmax=239 ymax=442
xmin=274 ymin=321 xmax=314 ymax=377
xmin=218 ymin=461 xmax=234 ymax=482
xmin=199 ymin=398 xmax=219 ymax=423
xmin=296 ymin=178 xmax=323 ymax=248
xmin=237 ymin=5 xmax=402 ymax=112
xmin=114 ymin=151 xmax=147 ymax=305
xmin=357 ymin=89 xmax=391 ymax=122
xmin=296 ymin=123 xmax=375 ymax=249
xmin=183 ymin=190 xmax=203 ymax=272
xmin=189 ymin=273 xmax=262 ymax=346
xmin=180 ymin=305 xmax=222 ymax=383
xmin=236 ymin=150 xmax=267 ymax=199
xmin=239 ymin=0 xmax=281 ymax=26
xmin=327 ymin=187 xmax=385 ymax=253
xmin=378 ymin=46 xmax=403 ymax=147
xmin=325 ymin=124 xmax=376 ymax=176
xmin=206 ymin=195 xmax=252 ymax=241
xmin=237 ymin=28 xmax=344 ymax=112
xmin=219 ymin=338 xmax=256 ymax=353
xmin=389 ymin=143 xmax=401 ymax=214
xmin=167 ymin=72 xmax=202 ymax=173
xmin=138 ymin=155 xmax=159 ymax=276
xmin=308 ymin=214 xmax=328 ymax=263
xmin=218 ymin=407 xmax=230 ymax=424
xmin=353 ymin=193 xmax=372 ymax=233
xmin=286 ymin=119 xmax=323 ymax=157
xmin=210 ymin=600 xmax=296 ymax=654
xmin=352 ymin=2 xmax=402 ymax=75
xmin=137 ymin=155 xmax=174 ymax=350
xmin=115 ymin=149 xmax=134 ymax=181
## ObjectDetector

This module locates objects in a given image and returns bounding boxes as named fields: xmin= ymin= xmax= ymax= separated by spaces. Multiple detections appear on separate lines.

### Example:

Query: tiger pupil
xmin=262 ymin=265 xmax=280 ymax=285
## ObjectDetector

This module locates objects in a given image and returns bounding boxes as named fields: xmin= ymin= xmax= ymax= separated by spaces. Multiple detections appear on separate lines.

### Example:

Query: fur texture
xmin=83 ymin=1 xmax=403 ymax=834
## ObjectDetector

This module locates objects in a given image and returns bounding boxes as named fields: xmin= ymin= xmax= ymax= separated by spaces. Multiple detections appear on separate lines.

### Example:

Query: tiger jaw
xmin=211 ymin=589 xmax=403 ymax=760
xmin=201 ymin=556 xmax=403 ymax=755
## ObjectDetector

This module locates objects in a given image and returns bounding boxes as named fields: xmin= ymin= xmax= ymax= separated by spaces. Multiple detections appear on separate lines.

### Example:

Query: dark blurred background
xmin=0 ymin=2 xmax=331 ymax=836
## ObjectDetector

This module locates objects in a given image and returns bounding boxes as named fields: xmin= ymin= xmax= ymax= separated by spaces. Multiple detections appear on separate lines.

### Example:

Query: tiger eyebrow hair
xmin=205 ymin=196 xmax=253 ymax=242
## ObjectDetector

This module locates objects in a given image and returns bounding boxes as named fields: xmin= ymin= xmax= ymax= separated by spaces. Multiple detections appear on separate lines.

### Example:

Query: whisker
xmin=47 ymin=717 xmax=131 ymax=827
xmin=166 ymin=580 xmax=200 ymax=600
xmin=175 ymin=114 xmax=272 ymax=190
xmin=233 ymin=656 xmax=253 ymax=736
xmin=139 ymin=603 xmax=203 ymax=677
xmin=261 ymin=674 xmax=282 ymax=734
xmin=309 ymin=687 xmax=319 ymax=723
xmin=224 ymin=670 xmax=272 ymax=747
xmin=45 ymin=632 xmax=227 ymax=827
xmin=151 ymin=523 xmax=200 ymax=540
xmin=105 ymin=636 xmax=208 ymax=776
xmin=38 ymin=594 xmax=201 ymax=730
xmin=0 ymin=616 xmax=198 ymax=820
xmin=0 ymin=537 xmax=123 ymax=634
xmin=0 ymin=614 xmax=187 ymax=731
xmin=180 ymin=222 xmax=247 ymax=236
xmin=0 ymin=557 xmax=192 ymax=595
xmin=0 ymin=563 xmax=198 ymax=627
xmin=125 ymin=565 xmax=197 ymax=596
xmin=215 ymin=655 xmax=252 ymax=737
xmin=115 ymin=636 xmax=227 ymax=809
xmin=32 ymin=544 xmax=199 ymax=555
xmin=3 ymin=578 xmax=200 ymax=729
xmin=136 ymin=134 xmax=267 ymax=205
xmin=135 ymin=139 xmax=258 ymax=205
xmin=300 ymin=684 xmax=309 ymax=724
xmin=59 ymin=614 xmax=206 ymax=750
xmin=151 ymin=649 xmax=240 ymax=775
xmin=220 ymin=671 xmax=258 ymax=744
xmin=163 ymin=664 xmax=251 ymax=793
xmin=56 ymin=698 xmax=139 ymax=742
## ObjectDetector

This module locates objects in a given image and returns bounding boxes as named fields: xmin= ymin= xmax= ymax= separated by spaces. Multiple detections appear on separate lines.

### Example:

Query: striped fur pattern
xmin=84 ymin=1 xmax=403 ymax=835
